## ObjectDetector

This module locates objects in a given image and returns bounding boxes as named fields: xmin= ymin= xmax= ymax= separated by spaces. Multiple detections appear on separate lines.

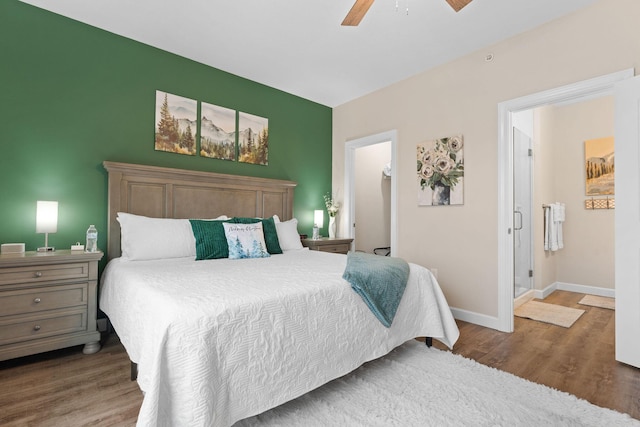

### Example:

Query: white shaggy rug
xmin=236 ymin=340 xmax=639 ymax=426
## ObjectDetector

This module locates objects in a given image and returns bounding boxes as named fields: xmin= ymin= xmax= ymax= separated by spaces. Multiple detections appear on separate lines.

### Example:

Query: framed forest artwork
xmin=238 ymin=112 xmax=269 ymax=165
xmin=154 ymin=91 xmax=197 ymax=156
xmin=585 ymin=136 xmax=614 ymax=196
xmin=200 ymin=102 xmax=236 ymax=161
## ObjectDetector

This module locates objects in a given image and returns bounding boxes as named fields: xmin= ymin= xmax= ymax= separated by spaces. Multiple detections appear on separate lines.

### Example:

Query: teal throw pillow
xmin=189 ymin=219 xmax=232 ymax=260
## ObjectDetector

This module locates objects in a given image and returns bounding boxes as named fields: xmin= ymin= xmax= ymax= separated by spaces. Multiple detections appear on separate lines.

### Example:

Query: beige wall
xmin=549 ymin=97 xmax=615 ymax=288
xmin=533 ymin=97 xmax=615 ymax=291
xmin=332 ymin=0 xmax=639 ymax=318
xmin=355 ymin=141 xmax=392 ymax=253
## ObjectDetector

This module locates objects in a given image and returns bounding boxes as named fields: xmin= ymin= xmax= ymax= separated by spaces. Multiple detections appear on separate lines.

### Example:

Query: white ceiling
xmin=21 ymin=0 xmax=598 ymax=107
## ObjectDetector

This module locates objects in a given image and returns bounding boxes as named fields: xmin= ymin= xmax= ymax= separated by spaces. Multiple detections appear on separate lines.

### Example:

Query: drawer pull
xmin=34 ymin=271 xmax=43 ymax=278
xmin=33 ymin=325 xmax=41 ymax=331
xmin=33 ymin=297 xmax=41 ymax=304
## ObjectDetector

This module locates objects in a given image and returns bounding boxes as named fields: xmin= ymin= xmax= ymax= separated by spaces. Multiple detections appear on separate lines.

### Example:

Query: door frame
xmin=496 ymin=69 xmax=633 ymax=332
xmin=344 ymin=130 xmax=398 ymax=256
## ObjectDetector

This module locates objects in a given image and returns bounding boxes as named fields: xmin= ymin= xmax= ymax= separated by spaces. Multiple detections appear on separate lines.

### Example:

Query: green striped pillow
xmin=189 ymin=219 xmax=233 ymax=260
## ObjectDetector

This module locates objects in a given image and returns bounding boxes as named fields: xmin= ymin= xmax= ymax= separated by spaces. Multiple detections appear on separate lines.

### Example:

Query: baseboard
xmin=554 ymin=282 xmax=615 ymax=298
xmin=528 ymin=282 xmax=614 ymax=299
xmin=450 ymin=307 xmax=503 ymax=330
xmin=514 ymin=290 xmax=535 ymax=308
xmin=534 ymin=283 xmax=557 ymax=300
xmin=450 ymin=283 xmax=614 ymax=332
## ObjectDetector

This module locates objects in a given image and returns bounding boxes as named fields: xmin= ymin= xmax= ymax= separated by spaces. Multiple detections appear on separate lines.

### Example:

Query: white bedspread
xmin=100 ymin=249 xmax=459 ymax=427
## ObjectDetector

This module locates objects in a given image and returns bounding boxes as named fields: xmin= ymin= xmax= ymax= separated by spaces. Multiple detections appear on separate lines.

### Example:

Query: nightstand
xmin=301 ymin=237 xmax=354 ymax=254
xmin=0 ymin=250 xmax=103 ymax=361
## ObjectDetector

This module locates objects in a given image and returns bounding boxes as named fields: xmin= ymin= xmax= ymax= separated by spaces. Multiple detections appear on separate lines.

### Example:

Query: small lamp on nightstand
xmin=36 ymin=200 xmax=58 ymax=252
xmin=313 ymin=209 xmax=323 ymax=240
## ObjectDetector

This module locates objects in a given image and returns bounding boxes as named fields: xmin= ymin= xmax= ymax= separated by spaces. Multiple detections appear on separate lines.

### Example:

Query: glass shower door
xmin=513 ymin=128 xmax=533 ymax=298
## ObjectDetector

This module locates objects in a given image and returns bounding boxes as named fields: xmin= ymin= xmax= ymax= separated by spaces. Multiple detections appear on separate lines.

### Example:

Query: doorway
xmin=496 ymin=68 xmax=633 ymax=333
xmin=344 ymin=130 xmax=398 ymax=256
xmin=354 ymin=141 xmax=392 ymax=253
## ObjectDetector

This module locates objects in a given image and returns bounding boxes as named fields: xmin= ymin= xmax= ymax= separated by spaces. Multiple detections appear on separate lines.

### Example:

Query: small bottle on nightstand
xmin=86 ymin=225 xmax=98 ymax=252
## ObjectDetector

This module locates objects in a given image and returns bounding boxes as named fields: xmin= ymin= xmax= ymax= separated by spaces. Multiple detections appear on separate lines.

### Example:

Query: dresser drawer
xmin=0 ymin=309 xmax=87 ymax=346
xmin=317 ymin=244 xmax=349 ymax=254
xmin=0 ymin=262 xmax=89 ymax=287
xmin=0 ymin=283 xmax=88 ymax=317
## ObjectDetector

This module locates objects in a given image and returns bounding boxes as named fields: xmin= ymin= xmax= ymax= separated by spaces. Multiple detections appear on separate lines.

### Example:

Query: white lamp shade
xmin=314 ymin=210 xmax=324 ymax=229
xmin=36 ymin=201 xmax=58 ymax=233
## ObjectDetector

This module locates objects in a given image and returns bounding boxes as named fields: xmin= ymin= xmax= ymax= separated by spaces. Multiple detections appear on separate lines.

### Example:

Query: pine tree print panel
xmin=238 ymin=111 xmax=269 ymax=166
xmin=154 ymin=91 xmax=197 ymax=156
xmin=200 ymin=102 xmax=236 ymax=161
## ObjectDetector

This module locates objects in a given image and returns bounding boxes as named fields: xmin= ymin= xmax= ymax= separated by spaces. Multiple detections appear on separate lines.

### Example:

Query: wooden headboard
xmin=103 ymin=161 xmax=296 ymax=260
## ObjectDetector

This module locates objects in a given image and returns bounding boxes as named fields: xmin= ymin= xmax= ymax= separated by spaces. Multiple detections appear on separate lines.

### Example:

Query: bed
xmin=99 ymin=161 xmax=459 ymax=427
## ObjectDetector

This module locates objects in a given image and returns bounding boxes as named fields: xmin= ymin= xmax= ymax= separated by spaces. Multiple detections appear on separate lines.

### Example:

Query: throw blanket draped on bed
xmin=343 ymin=251 xmax=410 ymax=327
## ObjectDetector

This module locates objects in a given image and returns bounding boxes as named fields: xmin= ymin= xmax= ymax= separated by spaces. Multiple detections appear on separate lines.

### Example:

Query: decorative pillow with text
xmin=222 ymin=222 xmax=270 ymax=259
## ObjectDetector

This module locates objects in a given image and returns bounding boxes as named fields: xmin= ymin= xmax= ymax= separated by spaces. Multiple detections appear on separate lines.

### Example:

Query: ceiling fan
xmin=342 ymin=0 xmax=473 ymax=26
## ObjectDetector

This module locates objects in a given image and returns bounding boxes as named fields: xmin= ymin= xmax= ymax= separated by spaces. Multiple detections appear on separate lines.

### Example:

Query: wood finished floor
xmin=0 ymin=290 xmax=638 ymax=426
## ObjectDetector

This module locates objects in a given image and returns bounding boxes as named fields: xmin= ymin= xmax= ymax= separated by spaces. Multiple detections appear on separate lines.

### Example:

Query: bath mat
xmin=514 ymin=300 xmax=585 ymax=328
xmin=578 ymin=295 xmax=615 ymax=310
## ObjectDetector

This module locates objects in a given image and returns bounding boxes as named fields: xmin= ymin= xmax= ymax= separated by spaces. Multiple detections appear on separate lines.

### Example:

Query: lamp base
xmin=37 ymin=246 xmax=55 ymax=252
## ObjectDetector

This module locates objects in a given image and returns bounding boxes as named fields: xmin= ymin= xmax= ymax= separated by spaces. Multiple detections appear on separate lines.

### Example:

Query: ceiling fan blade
xmin=445 ymin=0 xmax=473 ymax=12
xmin=342 ymin=0 xmax=375 ymax=26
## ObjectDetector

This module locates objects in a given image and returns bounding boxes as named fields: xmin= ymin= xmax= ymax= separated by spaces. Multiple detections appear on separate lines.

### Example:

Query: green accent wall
xmin=0 ymin=1 xmax=332 ymax=262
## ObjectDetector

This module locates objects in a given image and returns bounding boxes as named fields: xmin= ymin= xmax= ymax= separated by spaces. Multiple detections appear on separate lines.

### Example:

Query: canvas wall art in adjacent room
xmin=585 ymin=136 xmax=614 ymax=196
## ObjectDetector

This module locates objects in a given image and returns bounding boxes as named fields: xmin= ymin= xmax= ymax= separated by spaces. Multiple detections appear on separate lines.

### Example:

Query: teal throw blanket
xmin=342 ymin=251 xmax=410 ymax=328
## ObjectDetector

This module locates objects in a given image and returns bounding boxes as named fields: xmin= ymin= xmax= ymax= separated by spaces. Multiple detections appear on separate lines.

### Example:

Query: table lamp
xmin=36 ymin=200 xmax=58 ymax=252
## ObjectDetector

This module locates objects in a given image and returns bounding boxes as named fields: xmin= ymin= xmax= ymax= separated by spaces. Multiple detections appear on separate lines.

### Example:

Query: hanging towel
xmin=543 ymin=206 xmax=550 ymax=251
xmin=545 ymin=205 xmax=559 ymax=251
xmin=555 ymin=203 xmax=566 ymax=222
xmin=555 ymin=202 xmax=565 ymax=249
xmin=544 ymin=203 xmax=564 ymax=251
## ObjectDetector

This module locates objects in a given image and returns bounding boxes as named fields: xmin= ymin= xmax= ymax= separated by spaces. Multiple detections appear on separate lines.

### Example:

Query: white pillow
xmin=223 ymin=222 xmax=270 ymax=259
xmin=275 ymin=218 xmax=303 ymax=251
xmin=117 ymin=213 xmax=230 ymax=260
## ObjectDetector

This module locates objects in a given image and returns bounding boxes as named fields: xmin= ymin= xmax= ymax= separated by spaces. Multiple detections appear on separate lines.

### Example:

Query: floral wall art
xmin=154 ymin=90 xmax=197 ymax=156
xmin=417 ymin=135 xmax=464 ymax=206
